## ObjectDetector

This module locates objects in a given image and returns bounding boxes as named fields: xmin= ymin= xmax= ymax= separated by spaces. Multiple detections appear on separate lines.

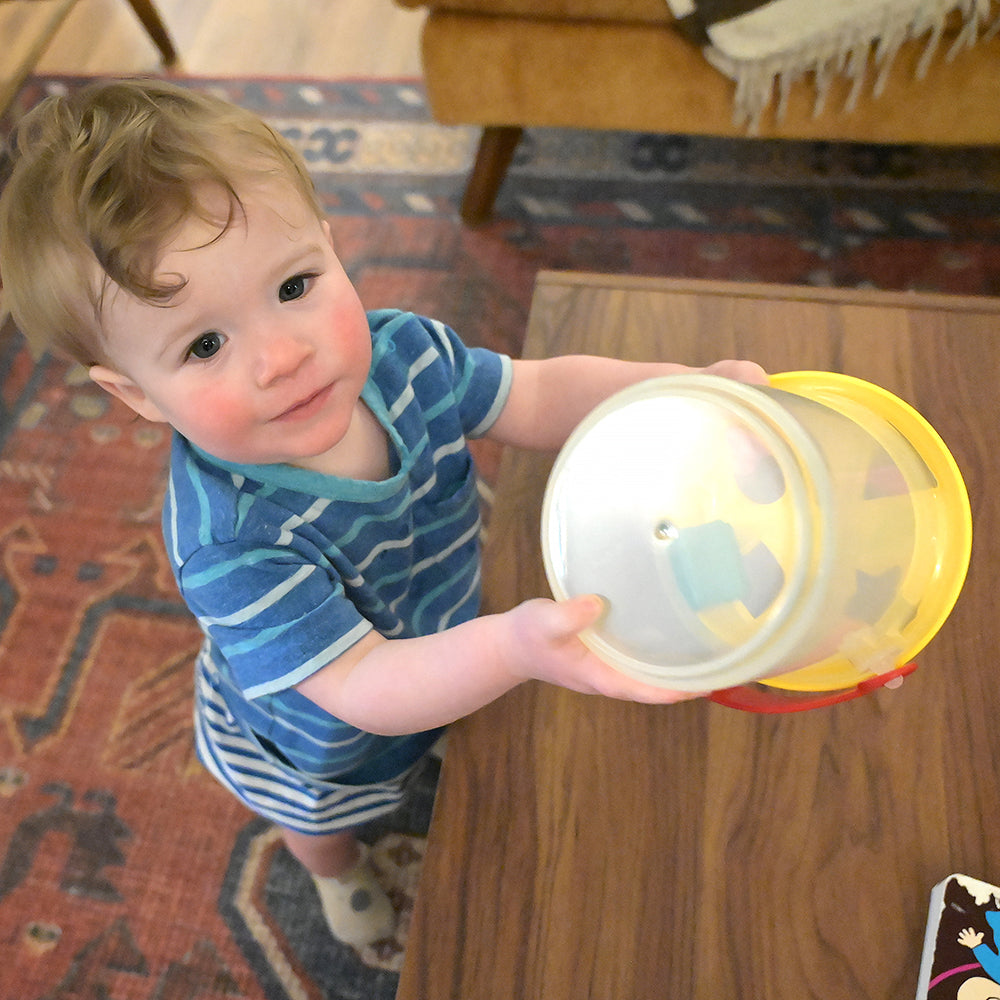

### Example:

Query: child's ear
xmin=88 ymin=365 xmax=168 ymax=423
xmin=322 ymin=219 xmax=335 ymax=248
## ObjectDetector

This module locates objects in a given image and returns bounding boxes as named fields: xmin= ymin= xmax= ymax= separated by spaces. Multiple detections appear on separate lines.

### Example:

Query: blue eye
xmin=188 ymin=331 xmax=224 ymax=360
xmin=279 ymin=273 xmax=313 ymax=302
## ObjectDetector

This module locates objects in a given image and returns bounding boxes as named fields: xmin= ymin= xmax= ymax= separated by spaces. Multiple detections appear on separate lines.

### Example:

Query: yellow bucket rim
xmin=762 ymin=371 xmax=972 ymax=692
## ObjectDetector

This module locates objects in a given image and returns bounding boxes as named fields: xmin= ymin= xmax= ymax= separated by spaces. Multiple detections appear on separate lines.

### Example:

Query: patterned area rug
xmin=0 ymin=76 xmax=998 ymax=1000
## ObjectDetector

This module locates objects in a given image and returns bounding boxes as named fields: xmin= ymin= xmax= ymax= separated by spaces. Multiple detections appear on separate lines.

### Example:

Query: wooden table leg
xmin=123 ymin=0 xmax=178 ymax=65
xmin=0 ymin=0 xmax=78 ymax=118
xmin=460 ymin=124 xmax=523 ymax=225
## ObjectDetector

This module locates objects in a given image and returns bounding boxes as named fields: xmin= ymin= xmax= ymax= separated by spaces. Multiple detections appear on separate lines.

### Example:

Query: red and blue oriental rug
xmin=0 ymin=75 xmax=998 ymax=1000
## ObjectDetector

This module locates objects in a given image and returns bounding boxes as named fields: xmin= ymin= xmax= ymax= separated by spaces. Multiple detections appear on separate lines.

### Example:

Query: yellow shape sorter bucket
xmin=541 ymin=372 xmax=971 ymax=712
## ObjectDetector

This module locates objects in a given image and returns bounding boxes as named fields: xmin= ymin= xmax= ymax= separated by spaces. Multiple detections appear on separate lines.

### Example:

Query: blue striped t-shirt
xmin=163 ymin=310 xmax=512 ymax=784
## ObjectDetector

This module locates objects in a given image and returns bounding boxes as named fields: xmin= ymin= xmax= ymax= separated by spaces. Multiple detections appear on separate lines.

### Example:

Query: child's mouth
xmin=274 ymin=383 xmax=334 ymax=421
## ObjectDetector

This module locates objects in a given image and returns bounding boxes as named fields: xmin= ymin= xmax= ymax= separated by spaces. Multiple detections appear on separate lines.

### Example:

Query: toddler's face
xmin=89 ymin=180 xmax=372 ymax=471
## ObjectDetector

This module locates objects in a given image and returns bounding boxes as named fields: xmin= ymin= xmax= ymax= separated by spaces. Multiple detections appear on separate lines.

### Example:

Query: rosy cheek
xmin=178 ymin=387 xmax=252 ymax=443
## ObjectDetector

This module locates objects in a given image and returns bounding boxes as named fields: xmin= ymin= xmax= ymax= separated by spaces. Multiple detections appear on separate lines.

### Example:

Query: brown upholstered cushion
xmin=393 ymin=0 xmax=674 ymax=24
xmin=416 ymin=9 xmax=1000 ymax=144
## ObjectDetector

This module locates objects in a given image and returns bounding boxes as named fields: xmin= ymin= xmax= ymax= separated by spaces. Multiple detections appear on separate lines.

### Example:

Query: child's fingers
xmin=612 ymin=676 xmax=708 ymax=705
xmin=703 ymin=359 xmax=769 ymax=385
xmin=554 ymin=597 xmax=708 ymax=704
xmin=553 ymin=593 xmax=607 ymax=634
xmin=515 ymin=597 xmax=704 ymax=704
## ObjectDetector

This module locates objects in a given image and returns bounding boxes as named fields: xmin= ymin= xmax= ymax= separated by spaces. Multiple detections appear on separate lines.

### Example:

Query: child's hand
xmin=299 ymin=593 xmax=700 ymax=735
xmin=958 ymin=927 xmax=984 ymax=949
xmin=502 ymin=595 xmax=704 ymax=705
xmin=697 ymin=359 xmax=769 ymax=386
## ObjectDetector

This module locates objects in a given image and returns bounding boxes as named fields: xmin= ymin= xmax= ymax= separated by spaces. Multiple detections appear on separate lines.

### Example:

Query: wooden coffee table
xmin=396 ymin=272 xmax=1000 ymax=999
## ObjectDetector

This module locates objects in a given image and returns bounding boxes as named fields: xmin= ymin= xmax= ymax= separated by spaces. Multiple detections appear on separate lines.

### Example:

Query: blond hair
xmin=0 ymin=78 xmax=324 ymax=364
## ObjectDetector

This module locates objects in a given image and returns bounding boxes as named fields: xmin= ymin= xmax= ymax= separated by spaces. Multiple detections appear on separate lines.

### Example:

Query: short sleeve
xmin=178 ymin=540 xmax=372 ymax=699
xmin=367 ymin=310 xmax=512 ymax=439
xmin=426 ymin=317 xmax=513 ymax=437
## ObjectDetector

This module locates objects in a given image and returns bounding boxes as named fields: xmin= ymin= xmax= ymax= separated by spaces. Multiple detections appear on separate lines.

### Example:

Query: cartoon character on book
xmin=956 ymin=910 xmax=1000 ymax=1000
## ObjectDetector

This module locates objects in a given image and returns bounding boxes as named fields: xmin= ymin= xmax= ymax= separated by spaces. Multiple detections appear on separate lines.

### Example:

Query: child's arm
xmin=296 ymin=594 xmax=700 ymax=736
xmin=487 ymin=355 xmax=767 ymax=451
xmin=296 ymin=354 xmax=765 ymax=732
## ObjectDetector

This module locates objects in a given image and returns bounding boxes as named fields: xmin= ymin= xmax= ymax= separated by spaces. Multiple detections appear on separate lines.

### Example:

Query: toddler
xmin=0 ymin=79 xmax=765 ymax=951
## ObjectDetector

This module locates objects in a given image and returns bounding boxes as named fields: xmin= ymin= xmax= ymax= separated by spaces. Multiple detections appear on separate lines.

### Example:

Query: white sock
xmin=311 ymin=851 xmax=396 ymax=949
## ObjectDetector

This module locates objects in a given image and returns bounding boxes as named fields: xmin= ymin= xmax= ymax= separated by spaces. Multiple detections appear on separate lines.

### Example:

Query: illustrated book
xmin=917 ymin=874 xmax=1000 ymax=999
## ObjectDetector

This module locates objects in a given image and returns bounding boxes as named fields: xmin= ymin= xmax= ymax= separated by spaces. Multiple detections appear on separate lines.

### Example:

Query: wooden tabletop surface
xmin=397 ymin=273 xmax=1000 ymax=1000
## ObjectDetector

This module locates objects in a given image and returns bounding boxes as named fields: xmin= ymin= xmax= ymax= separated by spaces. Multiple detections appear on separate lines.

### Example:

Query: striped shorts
xmin=193 ymin=653 xmax=415 ymax=835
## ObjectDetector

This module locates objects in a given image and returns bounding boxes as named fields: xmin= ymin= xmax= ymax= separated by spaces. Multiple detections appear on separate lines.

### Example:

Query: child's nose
xmin=254 ymin=332 xmax=313 ymax=387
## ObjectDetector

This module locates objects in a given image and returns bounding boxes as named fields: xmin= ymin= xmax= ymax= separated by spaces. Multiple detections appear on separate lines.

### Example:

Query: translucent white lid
xmin=541 ymin=375 xmax=836 ymax=690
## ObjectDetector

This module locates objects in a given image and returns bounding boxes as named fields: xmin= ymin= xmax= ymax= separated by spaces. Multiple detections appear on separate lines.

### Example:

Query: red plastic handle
xmin=708 ymin=662 xmax=918 ymax=713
